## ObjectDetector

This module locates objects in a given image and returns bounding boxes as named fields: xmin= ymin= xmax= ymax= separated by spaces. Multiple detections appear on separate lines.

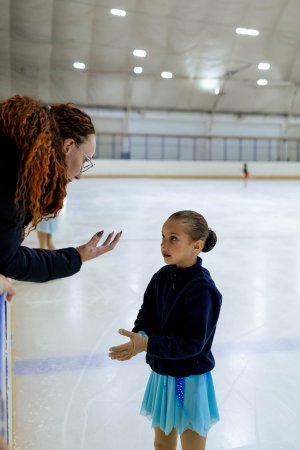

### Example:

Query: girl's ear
xmin=194 ymin=239 xmax=204 ymax=253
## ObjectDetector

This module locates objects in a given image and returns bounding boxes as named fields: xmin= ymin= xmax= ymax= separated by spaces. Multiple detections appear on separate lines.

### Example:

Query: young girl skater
xmin=36 ymin=216 xmax=59 ymax=250
xmin=109 ymin=210 xmax=222 ymax=450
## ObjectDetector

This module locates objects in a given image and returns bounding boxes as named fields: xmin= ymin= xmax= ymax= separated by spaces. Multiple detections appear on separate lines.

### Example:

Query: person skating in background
xmin=36 ymin=216 xmax=59 ymax=250
xmin=242 ymin=162 xmax=250 ymax=187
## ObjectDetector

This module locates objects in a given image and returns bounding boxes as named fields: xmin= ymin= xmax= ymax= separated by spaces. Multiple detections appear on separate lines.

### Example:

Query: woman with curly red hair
xmin=0 ymin=95 xmax=121 ymax=282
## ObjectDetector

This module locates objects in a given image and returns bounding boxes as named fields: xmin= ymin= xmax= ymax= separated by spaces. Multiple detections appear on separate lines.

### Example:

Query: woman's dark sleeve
xmin=0 ymin=215 xmax=82 ymax=282
xmin=0 ymin=134 xmax=82 ymax=282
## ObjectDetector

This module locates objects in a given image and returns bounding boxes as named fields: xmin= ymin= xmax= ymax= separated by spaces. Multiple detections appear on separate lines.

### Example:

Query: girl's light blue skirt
xmin=140 ymin=370 xmax=219 ymax=437
xmin=36 ymin=217 xmax=58 ymax=234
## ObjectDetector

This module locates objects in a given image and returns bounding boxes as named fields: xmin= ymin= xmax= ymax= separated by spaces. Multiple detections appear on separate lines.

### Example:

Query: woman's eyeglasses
xmin=80 ymin=152 xmax=95 ymax=173
xmin=74 ymin=142 xmax=95 ymax=173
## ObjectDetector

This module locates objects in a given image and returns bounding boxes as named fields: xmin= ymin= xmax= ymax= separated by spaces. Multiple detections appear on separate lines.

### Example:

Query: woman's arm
xmin=0 ymin=217 xmax=121 ymax=282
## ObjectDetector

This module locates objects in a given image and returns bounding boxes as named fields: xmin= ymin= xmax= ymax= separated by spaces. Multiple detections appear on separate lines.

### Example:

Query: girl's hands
xmin=109 ymin=329 xmax=148 ymax=361
xmin=76 ymin=230 xmax=122 ymax=262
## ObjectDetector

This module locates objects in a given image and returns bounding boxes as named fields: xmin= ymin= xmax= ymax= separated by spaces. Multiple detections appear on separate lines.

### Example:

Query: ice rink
xmin=11 ymin=178 xmax=300 ymax=450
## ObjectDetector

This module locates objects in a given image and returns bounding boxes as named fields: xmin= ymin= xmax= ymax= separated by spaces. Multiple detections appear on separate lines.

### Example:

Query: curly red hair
xmin=0 ymin=95 xmax=95 ymax=227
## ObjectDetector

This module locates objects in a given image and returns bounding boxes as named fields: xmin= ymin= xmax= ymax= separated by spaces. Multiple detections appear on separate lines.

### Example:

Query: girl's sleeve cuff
xmin=137 ymin=330 xmax=148 ymax=338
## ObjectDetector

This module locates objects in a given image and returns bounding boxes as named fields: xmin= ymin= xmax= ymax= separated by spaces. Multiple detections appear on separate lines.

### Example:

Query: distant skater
xmin=36 ymin=217 xmax=59 ymax=250
xmin=242 ymin=162 xmax=250 ymax=187
xmin=109 ymin=210 xmax=222 ymax=450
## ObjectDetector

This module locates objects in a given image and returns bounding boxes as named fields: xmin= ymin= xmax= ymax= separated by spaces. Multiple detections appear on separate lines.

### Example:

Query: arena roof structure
xmin=1 ymin=0 xmax=300 ymax=115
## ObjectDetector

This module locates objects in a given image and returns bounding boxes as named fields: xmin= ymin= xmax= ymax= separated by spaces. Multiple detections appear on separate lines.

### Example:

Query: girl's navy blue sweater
xmin=132 ymin=257 xmax=222 ymax=377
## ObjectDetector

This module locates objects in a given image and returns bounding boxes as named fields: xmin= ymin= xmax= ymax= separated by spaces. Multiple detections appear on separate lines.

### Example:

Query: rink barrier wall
xmin=83 ymin=160 xmax=300 ymax=179
xmin=94 ymin=132 xmax=300 ymax=163
xmin=0 ymin=294 xmax=12 ymax=447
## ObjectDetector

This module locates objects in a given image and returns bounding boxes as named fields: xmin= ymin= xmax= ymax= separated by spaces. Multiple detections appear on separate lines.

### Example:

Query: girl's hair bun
xmin=202 ymin=229 xmax=217 ymax=252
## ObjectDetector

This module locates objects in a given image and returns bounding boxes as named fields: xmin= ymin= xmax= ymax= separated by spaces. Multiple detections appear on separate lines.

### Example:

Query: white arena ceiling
xmin=1 ymin=0 xmax=300 ymax=115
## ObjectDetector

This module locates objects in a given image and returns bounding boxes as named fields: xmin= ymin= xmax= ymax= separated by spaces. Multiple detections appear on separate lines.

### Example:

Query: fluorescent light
xmin=133 ymin=49 xmax=147 ymax=57
xmin=257 ymin=79 xmax=268 ymax=86
xmin=236 ymin=27 xmax=259 ymax=36
xmin=202 ymin=78 xmax=218 ymax=90
xmin=200 ymin=78 xmax=220 ymax=94
xmin=110 ymin=9 xmax=126 ymax=16
xmin=161 ymin=71 xmax=173 ymax=79
xmin=73 ymin=62 xmax=86 ymax=70
xmin=258 ymin=62 xmax=270 ymax=70
xmin=236 ymin=27 xmax=248 ymax=35
xmin=133 ymin=66 xmax=143 ymax=74
xmin=247 ymin=28 xmax=259 ymax=36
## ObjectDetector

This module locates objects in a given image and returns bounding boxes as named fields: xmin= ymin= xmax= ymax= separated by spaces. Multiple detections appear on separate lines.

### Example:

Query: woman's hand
xmin=0 ymin=435 xmax=9 ymax=450
xmin=0 ymin=275 xmax=16 ymax=302
xmin=109 ymin=329 xmax=148 ymax=361
xmin=76 ymin=230 xmax=122 ymax=262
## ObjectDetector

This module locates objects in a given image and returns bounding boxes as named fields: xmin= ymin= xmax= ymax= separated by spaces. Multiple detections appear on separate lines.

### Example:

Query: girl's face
xmin=161 ymin=219 xmax=203 ymax=268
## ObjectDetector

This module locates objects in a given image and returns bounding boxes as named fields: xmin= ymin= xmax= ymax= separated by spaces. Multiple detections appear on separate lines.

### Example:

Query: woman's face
xmin=161 ymin=219 xmax=203 ymax=268
xmin=64 ymin=134 xmax=96 ymax=182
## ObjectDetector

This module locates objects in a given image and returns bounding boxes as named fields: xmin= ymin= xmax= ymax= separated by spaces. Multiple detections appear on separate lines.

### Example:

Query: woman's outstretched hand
xmin=76 ymin=230 xmax=122 ymax=262
xmin=109 ymin=329 xmax=148 ymax=361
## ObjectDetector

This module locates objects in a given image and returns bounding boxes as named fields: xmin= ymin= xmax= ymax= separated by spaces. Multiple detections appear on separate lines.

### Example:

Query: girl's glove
xmin=109 ymin=329 xmax=148 ymax=361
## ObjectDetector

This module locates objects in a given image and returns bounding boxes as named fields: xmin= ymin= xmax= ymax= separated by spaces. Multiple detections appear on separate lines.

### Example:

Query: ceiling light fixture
xmin=201 ymin=78 xmax=219 ymax=92
xmin=161 ymin=71 xmax=173 ymax=79
xmin=133 ymin=66 xmax=143 ymax=74
xmin=110 ymin=9 xmax=126 ymax=16
xmin=258 ymin=62 xmax=270 ymax=70
xmin=236 ymin=27 xmax=259 ymax=36
xmin=247 ymin=28 xmax=260 ymax=36
xmin=133 ymin=49 xmax=147 ymax=57
xmin=73 ymin=62 xmax=86 ymax=70
xmin=257 ymin=79 xmax=268 ymax=86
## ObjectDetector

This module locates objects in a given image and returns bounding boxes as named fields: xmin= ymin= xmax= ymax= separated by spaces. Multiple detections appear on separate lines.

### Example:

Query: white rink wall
xmin=84 ymin=160 xmax=300 ymax=179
